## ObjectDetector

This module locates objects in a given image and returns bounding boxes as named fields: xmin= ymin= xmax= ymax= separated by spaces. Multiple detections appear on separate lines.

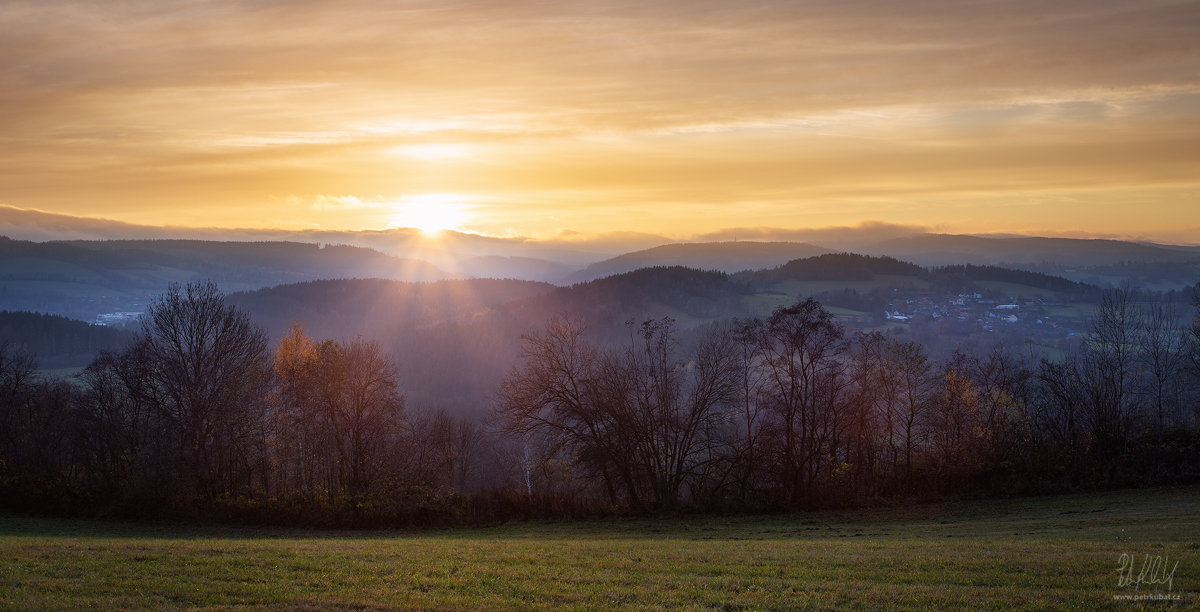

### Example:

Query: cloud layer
xmin=1 ymin=0 xmax=1197 ymax=239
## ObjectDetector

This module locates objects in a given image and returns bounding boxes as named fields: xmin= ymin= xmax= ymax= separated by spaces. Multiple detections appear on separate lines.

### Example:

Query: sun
xmin=388 ymin=193 xmax=471 ymax=234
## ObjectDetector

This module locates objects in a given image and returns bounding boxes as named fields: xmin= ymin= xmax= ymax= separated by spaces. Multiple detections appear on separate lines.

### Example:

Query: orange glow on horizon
xmin=0 ymin=1 xmax=1196 ymax=243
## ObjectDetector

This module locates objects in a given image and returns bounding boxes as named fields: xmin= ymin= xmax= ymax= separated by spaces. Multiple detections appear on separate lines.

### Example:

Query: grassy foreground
xmin=1 ymin=488 xmax=1197 ymax=611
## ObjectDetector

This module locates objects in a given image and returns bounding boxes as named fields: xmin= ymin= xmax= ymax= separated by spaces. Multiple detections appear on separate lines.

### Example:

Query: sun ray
xmin=388 ymin=193 xmax=472 ymax=235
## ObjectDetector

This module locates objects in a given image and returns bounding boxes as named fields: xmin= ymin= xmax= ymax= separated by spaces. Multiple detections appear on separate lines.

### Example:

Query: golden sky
xmin=2 ymin=0 xmax=1198 ymax=243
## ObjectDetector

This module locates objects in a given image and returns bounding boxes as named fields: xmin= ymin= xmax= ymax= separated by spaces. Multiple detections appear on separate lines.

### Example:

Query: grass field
xmin=972 ymin=281 xmax=1072 ymax=302
xmin=772 ymin=275 xmax=929 ymax=298
xmin=2 ymin=487 xmax=1197 ymax=611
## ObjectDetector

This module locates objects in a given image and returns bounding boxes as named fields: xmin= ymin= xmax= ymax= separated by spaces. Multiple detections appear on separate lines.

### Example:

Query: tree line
xmin=1 ymin=281 xmax=1198 ymax=525
xmin=497 ymin=291 xmax=1200 ymax=510
xmin=0 ymin=310 xmax=134 ymax=368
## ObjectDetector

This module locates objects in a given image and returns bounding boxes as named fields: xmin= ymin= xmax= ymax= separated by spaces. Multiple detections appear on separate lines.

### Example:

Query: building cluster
xmin=884 ymin=292 xmax=1078 ymax=340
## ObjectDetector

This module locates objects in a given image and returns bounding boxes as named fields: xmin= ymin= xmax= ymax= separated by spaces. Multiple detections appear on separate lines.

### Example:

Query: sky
xmin=2 ymin=0 xmax=1198 ymax=244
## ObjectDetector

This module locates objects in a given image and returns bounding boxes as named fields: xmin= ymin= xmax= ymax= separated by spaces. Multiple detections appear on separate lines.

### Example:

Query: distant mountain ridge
xmin=0 ymin=236 xmax=453 ymax=321
xmin=865 ymin=235 xmax=1200 ymax=267
xmin=457 ymin=255 xmax=578 ymax=283
xmin=217 ymin=254 xmax=1111 ymax=416
xmin=564 ymin=241 xmax=831 ymax=283
xmin=226 ymin=277 xmax=556 ymax=341
xmin=62 ymin=239 xmax=452 ymax=285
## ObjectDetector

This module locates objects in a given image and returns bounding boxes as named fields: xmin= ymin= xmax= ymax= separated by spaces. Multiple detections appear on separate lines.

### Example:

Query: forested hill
xmin=928 ymin=264 xmax=1099 ymax=298
xmin=503 ymin=267 xmax=754 ymax=342
xmin=226 ymin=278 xmax=556 ymax=341
xmin=226 ymin=269 xmax=755 ymax=414
xmin=61 ymin=239 xmax=453 ymax=285
xmin=0 ymin=235 xmax=157 ymax=276
xmin=232 ymin=268 xmax=754 ymax=339
xmin=746 ymin=253 xmax=924 ymax=284
xmin=867 ymin=234 xmax=1200 ymax=266
xmin=0 ymin=310 xmax=134 ymax=368
xmin=231 ymin=258 xmax=1100 ymax=347
xmin=1 ymin=236 xmax=450 ymax=291
xmin=0 ymin=236 xmax=454 ymax=321
xmin=564 ymin=241 xmax=831 ymax=283
xmin=735 ymin=252 xmax=1099 ymax=295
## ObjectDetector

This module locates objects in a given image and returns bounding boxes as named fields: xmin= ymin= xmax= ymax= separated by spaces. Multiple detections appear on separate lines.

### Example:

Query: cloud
xmin=695 ymin=221 xmax=931 ymax=250
xmin=0 ymin=0 xmax=1197 ymax=238
xmin=308 ymin=195 xmax=384 ymax=211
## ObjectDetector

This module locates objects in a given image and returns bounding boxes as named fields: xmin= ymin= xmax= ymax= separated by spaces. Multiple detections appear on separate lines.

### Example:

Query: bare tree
xmin=337 ymin=337 xmax=405 ymax=499
xmin=887 ymin=339 xmax=935 ymax=494
xmin=1034 ymin=355 xmax=1086 ymax=480
xmin=0 ymin=343 xmax=39 ymax=479
xmin=745 ymin=299 xmax=849 ymax=507
xmin=493 ymin=316 xmax=613 ymax=497
xmin=1079 ymin=289 xmax=1143 ymax=464
xmin=98 ymin=281 xmax=272 ymax=506
xmin=929 ymin=354 xmax=983 ymax=489
xmin=1189 ymin=289 xmax=1200 ymax=379
xmin=724 ymin=319 xmax=773 ymax=504
xmin=612 ymin=318 xmax=741 ymax=508
xmin=494 ymin=316 xmax=742 ymax=509
xmin=269 ymin=322 xmax=323 ymax=495
xmin=1138 ymin=296 xmax=1186 ymax=441
xmin=966 ymin=347 xmax=1033 ymax=480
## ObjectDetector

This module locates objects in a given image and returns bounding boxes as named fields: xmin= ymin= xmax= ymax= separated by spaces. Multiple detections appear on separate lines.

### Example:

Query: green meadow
xmin=772 ymin=275 xmax=930 ymax=298
xmin=2 ymin=487 xmax=1196 ymax=611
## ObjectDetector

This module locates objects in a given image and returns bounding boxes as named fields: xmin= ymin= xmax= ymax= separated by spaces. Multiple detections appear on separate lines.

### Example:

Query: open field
xmin=1043 ymin=304 xmax=1098 ymax=320
xmin=972 ymin=280 xmax=1072 ymax=302
xmin=773 ymin=274 xmax=929 ymax=298
xmin=2 ymin=488 xmax=1197 ymax=611
xmin=743 ymin=293 xmax=794 ymax=316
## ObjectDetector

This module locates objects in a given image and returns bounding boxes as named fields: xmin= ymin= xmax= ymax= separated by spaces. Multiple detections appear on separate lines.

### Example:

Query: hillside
xmin=564 ymin=241 xmax=831 ymax=283
xmin=0 ymin=310 xmax=134 ymax=368
xmin=228 ymin=258 xmax=1105 ymax=416
xmin=63 ymin=239 xmax=453 ymax=287
xmin=0 ymin=249 xmax=1102 ymax=415
xmin=457 ymin=255 xmax=578 ymax=283
xmin=0 ymin=236 xmax=452 ymax=321
xmin=228 ymin=270 xmax=756 ymax=415
xmin=928 ymin=264 xmax=1099 ymax=299
xmin=228 ymin=278 xmax=556 ymax=415
xmin=748 ymin=253 xmax=925 ymax=284
xmin=867 ymin=234 xmax=1199 ymax=267
xmin=227 ymin=278 xmax=554 ymax=341
xmin=1052 ymin=260 xmax=1200 ymax=292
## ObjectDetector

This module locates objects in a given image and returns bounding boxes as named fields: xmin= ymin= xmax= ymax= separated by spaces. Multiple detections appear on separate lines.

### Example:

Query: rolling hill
xmin=865 ymin=235 xmax=1199 ymax=267
xmin=456 ymin=255 xmax=579 ymax=283
xmin=564 ymin=241 xmax=831 ymax=283
xmin=0 ymin=310 xmax=135 ymax=369
xmin=154 ymin=254 xmax=1112 ymax=416
xmin=226 ymin=269 xmax=756 ymax=415
xmin=0 ymin=236 xmax=453 ymax=321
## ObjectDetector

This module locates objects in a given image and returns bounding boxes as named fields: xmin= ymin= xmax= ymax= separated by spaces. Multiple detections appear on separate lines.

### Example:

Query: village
xmin=882 ymin=291 xmax=1082 ymax=353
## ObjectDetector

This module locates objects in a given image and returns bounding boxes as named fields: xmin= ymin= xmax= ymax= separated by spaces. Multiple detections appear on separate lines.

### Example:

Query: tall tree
xmin=95 ymin=281 xmax=272 ymax=506
xmin=745 ymin=299 xmax=849 ymax=507
xmin=1079 ymin=289 xmax=1142 ymax=465
xmin=1137 ymin=296 xmax=1186 ymax=441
